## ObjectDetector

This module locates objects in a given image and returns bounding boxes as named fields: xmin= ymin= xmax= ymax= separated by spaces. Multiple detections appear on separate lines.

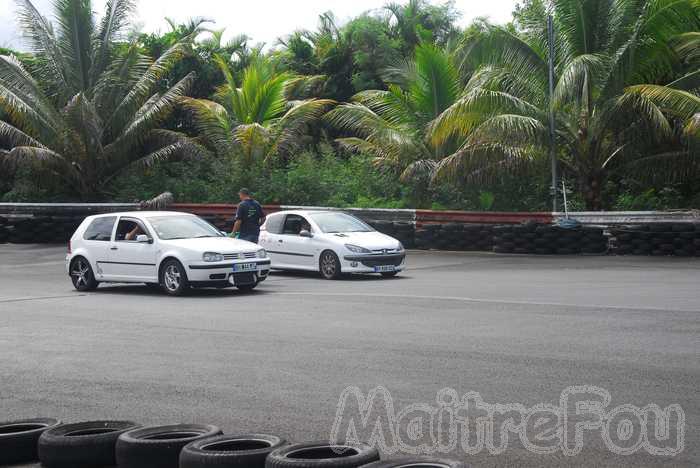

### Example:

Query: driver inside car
xmin=125 ymin=224 xmax=144 ymax=241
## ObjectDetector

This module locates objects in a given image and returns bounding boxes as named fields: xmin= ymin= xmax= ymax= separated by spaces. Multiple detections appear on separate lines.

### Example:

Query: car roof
xmin=270 ymin=210 xmax=342 ymax=217
xmin=88 ymin=211 xmax=193 ymax=219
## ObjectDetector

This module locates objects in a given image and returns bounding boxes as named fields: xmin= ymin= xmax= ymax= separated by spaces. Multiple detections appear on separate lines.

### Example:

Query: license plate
xmin=374 ymin=265 xmax=396 ymax=273
xmin=233 ymin=263 xmax=258 ymax=272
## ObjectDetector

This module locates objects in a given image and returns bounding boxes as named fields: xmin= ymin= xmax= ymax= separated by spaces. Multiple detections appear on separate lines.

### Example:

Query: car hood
xmin=161 ymin=236 xmax=260 ymax=253
xmin=323 ymin=231 xmax=401 ymax=250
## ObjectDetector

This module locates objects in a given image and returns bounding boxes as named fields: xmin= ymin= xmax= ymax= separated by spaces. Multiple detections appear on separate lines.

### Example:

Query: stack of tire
xmin=4 ymin=215 xmax=84 ymax=244
xmin=414 ymin=223 xmax=442 ymax=250
xmin=414 ymin=223 xmax=502 ymax=252
xmin=0 ymin=216 xmax=7 ymax=244
xmin=611 ymin=223 xmax=700 ymax=256
xmin=53 ymin=215 xmax=85 ymax=242
xmin=200 ymin=214 xmax=228 ymax=231
xmin=0 ymin=418 xmax=468 ymax=468
xmin=368 ymin=221 xmax=415 ymax=249
xmin=493 ymin=223 xmax=608 ymax=255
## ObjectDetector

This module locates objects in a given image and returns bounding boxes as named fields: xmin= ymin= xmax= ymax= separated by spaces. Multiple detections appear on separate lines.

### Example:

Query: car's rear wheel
xmin=160 ymin=259 xmax=189 ymax=296
xmin=319 ymin=251 xmax=341 ymax=280
xmin=70 ymin=257 xmax=98 ymax=291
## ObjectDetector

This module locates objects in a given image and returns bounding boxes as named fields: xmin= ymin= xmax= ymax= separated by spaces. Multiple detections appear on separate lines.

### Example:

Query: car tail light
xmin=67 ymin=240 xmax=72 ymax=254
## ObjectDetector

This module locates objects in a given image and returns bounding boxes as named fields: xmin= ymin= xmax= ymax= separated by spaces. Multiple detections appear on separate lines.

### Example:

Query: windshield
xmin=310 ymin=213 xmax=374 ymax=233
xmin=148 ymin=216 xmax=223 ymax=240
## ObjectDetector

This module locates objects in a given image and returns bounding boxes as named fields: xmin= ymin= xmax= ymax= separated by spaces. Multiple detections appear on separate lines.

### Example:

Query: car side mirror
xmin=300 ymin=229 xmax=313 ymax=238
xmin=136 ymin=234 xmax=152 ymax=244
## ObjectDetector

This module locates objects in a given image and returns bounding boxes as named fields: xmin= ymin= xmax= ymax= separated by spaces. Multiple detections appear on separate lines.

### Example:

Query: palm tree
xmin=385 ymin=0 xmax=460 ymax=56
xmin=325 ymin=43 xmax=463 ymax=206
xmin=0 ymin=0 xmax=202 ymax=200
xmin=432 ymin=0 xmax=700 ymax=210
xmin=181 ymin=56 xmax=333 ymax=169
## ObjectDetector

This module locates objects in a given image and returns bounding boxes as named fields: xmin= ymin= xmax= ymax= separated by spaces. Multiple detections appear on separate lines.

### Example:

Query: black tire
xmin=237 ymin=282 xmax=259 ymax=291
xmin=381 ymin=271 xmax=399 ymax=278
xmin=266 ymin=441 xmax=379 ymax=468
xmin=116 ymin=424 xmax=222 ymax=468
xmin=319 ymin=251 xmax=342 ymax=280
xmin=38 ymin=420 xmax=139 ymax=468
xmin=69 ymin=256 xmax=99 ymax=291
xmin=360 ymin=458 xmax=469 ymax=468
xmin=180 ymin=433 xmax=286 ymax=468
xmin=0 ymin=418 xmax=60 ymax=465
xmin=160 ymin=258 xmax=190 ymax=296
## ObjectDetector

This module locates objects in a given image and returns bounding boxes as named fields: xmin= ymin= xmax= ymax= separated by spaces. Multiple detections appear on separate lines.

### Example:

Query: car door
xmin=103 ymin=217 xmax=158 ymax=282
xmin=81 ymin=216 xmax=117 ymax=280
xmin=275 ymin=214 xmax=317 ymax=270
xmin=259 ymin=212 xmax=283 ymax=264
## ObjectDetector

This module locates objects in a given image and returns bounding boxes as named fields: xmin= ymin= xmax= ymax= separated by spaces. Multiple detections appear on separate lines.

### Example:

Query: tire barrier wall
xmin=0 ymin=417 xmax=467 ymax=468
xmin=415 ymin=224 xmax=495 ymax=251
xmin=0 ymin=203 xmax=698 ymax=257
xmin=492 ymin=224 xmax=608 ymax=255
xmin=611 ymin=223 xmax=700 ymax=257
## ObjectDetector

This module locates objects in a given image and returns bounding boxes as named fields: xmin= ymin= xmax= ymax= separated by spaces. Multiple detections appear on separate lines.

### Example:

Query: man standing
xmin=232 ymin=188 xmax=266 ymax=243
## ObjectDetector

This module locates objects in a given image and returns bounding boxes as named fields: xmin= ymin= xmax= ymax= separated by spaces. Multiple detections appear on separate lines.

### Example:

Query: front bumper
xmin=342 ymin=252 xmax=406 ymax=273
xmin=187 ymin=259 xmax=271 ymax=283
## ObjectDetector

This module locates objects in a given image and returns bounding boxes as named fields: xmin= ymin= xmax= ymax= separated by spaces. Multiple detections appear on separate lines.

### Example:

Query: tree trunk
xmin=580 ymin=174 xmax=604 ymax=211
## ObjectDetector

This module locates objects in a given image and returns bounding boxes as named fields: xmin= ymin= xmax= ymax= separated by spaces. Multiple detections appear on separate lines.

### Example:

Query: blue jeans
xmin=239 ymin=233 xmax=259 ymax=244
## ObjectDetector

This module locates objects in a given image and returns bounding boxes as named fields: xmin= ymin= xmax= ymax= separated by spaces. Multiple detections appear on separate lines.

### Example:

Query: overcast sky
xmin=0 ymin=0 xmax=517 ymax=50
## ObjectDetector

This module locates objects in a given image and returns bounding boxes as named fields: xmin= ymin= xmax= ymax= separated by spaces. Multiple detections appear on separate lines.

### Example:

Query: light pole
xmin=547 ymin=14 xmax=558 ymax=213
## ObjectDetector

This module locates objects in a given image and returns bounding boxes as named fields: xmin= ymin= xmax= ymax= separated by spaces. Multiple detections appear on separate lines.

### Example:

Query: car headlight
xmin=257 ymin=249 xmax=267 ymax=258
xmin=397 ymin=242 xmax=405 ymax=252
xmin=203 ymin=252 xmax=224 ymax=262
xmin=345 ymin=244 xmax=371 ymax=254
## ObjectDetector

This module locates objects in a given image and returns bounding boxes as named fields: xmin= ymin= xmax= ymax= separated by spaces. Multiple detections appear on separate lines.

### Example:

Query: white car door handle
xmin=110 ymin=246 xmax=118 ymax=250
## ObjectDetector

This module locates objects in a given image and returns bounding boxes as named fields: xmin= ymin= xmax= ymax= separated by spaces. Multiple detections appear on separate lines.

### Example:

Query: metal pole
xmin=547 ymin=15 xmax=558 ymax=213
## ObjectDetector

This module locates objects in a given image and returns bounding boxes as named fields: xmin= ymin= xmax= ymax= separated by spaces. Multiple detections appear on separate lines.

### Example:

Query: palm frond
xmin=181 ymin=97 xmax=233 ymax=156
xmin=92 ymin=0 xmax=136 ymax=81
xmin=54 ymin=0 xmax=94 ymax=92
xmin=106 ymin=41 xmax=189 ymax=134
xmin=15 ymin=0 xmax=71 ymax=101
xmin=626 ymin=84 xmax=700 ymax=122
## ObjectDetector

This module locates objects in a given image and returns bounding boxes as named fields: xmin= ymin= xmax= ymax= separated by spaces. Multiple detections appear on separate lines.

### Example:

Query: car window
xmin=83 ymin=216 xmax=116 ymax=241
xmin=148 ymin=216 xmax=222 ymax=240
xmin=282 ymin=215 xmax=311 ymax=235
xmin=309 ymin=213 xmax=373 ymax=233
xmin=265 ymin=214 xmax=284 ymax=234
xmin=115 ymin=218 xmax=149 ymax=242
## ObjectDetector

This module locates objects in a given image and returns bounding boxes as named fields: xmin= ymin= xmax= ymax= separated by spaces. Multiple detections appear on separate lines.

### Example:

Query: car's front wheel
xmin=69 ymin=257 xmax=98 ymax=291
xmin=319 ymin=250 xmax=342 ymax=280
xmin=160 ymin=259 xmax=189 ymax=296
xmin=237 ymin=282 xmax=258 ymax=292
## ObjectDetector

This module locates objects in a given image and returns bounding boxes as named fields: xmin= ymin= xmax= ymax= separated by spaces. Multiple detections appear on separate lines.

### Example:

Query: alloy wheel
xmin=164 ymin=265 xmax=181 ymax=291
xmin=320 ymin=252 xmax=339 ymax=279
xmin=71 ymin=259 xmax=91 ymax=288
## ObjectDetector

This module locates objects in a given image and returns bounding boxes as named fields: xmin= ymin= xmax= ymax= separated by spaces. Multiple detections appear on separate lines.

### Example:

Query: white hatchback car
xmin=66 ymin=211 xmax=270 ymax=295
xmin=259 ymin=210 xmax=406 ymax=279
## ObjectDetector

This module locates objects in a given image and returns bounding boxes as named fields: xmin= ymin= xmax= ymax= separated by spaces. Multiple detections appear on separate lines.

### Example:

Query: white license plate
xmin=233 ymin=263 xmax=258 ymax=272
xmin=374 ymin=265 xmax=396 ymax=273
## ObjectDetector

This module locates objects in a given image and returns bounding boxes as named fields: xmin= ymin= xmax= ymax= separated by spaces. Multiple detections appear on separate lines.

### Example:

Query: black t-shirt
xmin=235 ymin=199 xmax=265 ymax=235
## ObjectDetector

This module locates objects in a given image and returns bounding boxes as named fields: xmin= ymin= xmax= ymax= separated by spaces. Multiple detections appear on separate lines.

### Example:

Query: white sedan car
xmin=66 ymin=211 xmax=270 ymax=295
xmin=259 ymin=210 xmax=406 ymax=279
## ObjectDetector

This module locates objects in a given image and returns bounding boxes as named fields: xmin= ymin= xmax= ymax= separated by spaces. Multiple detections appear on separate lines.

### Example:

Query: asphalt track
xmin=1 ymin=244 xmax=698 ymax=467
